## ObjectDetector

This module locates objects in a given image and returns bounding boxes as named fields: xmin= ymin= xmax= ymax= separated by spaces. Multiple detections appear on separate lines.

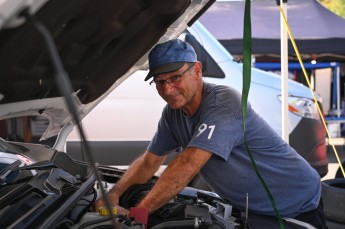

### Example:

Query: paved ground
xmin=323 ymin=139 xmax=345 ymax=180
xmin=322 ymin=163 xmax=340 ymax=180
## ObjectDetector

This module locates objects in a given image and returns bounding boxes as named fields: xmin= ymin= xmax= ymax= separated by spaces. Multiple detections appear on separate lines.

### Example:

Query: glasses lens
xmin=149 ymin=63 xmax=194 ymax=88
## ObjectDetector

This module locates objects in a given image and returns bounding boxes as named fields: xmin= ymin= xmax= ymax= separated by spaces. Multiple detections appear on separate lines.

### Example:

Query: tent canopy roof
xmin=199 ymin=0 xmax=345 ymax=62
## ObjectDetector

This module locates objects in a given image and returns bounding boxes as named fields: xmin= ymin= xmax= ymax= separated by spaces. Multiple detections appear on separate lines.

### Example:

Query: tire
xmin=321 ymin=178 xmax=345 ymax=223
xmin=326 ymin=219 xmax=345 ymax=229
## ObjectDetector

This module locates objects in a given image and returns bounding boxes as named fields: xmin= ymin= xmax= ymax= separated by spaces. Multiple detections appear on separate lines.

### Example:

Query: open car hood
xmin=0 ymin=0 xmax=214 ymax=141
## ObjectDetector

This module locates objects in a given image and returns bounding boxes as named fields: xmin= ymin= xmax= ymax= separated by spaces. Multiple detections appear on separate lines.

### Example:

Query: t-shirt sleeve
xmin=147 ymin=106 xmax=181 ymax=156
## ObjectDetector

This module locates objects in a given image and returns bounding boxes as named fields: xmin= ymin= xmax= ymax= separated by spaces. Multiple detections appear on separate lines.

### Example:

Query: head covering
xmin=144 ymin=39 xmax=197 ymax=81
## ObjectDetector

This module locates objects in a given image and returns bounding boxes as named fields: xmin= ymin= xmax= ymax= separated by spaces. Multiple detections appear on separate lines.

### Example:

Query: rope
xmin=278 ymin=5 xmax=345 ymax=178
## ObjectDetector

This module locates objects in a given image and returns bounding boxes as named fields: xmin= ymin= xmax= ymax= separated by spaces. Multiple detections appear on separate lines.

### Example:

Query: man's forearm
xmin=109 ymin=151 xmax=166 ymax=199
xmin=136 ymin=148 xmax=212 ymax=213
xmin=136 ymin=160 xmax=196 ymax=213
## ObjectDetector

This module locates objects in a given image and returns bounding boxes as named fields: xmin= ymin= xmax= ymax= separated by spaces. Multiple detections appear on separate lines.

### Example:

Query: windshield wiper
xmin=0 ymin=160 xmax=21 ymax=185
xmin=12 ymin=160 xmax=56 ymax=171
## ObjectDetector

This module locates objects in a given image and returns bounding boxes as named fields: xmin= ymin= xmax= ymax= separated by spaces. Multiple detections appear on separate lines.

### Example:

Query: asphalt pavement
xmin=323 ymin=139 xmax=345 ymax=180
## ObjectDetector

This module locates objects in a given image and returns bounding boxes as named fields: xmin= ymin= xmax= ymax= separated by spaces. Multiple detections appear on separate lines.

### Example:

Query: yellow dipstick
xmin=278 ymin=5 xmax=345 ymax=178
xmin=98 ymin=206 xmax=118 ymax=216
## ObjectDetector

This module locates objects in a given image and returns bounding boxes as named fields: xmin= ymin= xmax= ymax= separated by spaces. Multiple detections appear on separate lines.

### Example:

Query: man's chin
xmin=168 ymin=104 xmax=180 ymax=110
xmin=167 ymin=102 xmax=182 ymax=110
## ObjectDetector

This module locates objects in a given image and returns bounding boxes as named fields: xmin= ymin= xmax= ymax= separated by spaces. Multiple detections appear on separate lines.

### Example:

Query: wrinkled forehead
xmin=153 ymin=63 xmax=187 ymax=80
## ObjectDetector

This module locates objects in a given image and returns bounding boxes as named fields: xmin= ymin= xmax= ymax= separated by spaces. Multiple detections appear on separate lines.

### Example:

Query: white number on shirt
xmin=196 ymin=124 xmax=216 ymax=139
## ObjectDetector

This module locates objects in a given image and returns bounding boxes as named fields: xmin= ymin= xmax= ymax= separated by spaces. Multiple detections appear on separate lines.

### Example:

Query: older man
xmin=96 ymin=39 xmax=326 ymax=228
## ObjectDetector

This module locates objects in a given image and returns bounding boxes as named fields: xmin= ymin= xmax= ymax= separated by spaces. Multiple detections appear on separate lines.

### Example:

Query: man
xmin=96 ymin=39 xmax=326 ymax=228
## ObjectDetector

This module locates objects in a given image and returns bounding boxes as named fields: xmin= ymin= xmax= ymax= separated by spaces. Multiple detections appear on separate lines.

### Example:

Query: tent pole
xmin=336 ymin=64 xmax=341 ymax=117
xmin=280 ymin=0 xmax=289 ymax=142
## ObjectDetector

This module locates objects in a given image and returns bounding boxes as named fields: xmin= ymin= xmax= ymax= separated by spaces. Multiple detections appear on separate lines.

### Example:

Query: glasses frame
xmin=149 ymin=63 xmax=195 ymax=89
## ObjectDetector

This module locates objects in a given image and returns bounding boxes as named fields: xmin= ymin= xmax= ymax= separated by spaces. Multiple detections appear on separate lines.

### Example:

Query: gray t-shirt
xmin=148 ymin=82 xmax=321 ymax=218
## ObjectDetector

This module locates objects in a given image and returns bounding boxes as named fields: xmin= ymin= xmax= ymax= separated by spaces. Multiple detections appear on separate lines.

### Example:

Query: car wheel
xmin=325 ymin=219 xmax=345 ymax=229
xmin=321 ymin=178 xmax=345 ymax=223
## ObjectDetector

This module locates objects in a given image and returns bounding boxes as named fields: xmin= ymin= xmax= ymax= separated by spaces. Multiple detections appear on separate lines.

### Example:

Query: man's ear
xmin=194 ymin=61 xmax=202 ymax=79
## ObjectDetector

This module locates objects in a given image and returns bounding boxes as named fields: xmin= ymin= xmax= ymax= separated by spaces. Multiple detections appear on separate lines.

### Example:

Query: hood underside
xmin=0 ymin=0 xmax=214 ymax=140
xmin=0 ymin=0 xmax=194 ymax=104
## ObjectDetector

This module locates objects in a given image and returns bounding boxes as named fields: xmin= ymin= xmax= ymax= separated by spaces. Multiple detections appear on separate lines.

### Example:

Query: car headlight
xmin=278 ymin=95 xmax=320 ymax=120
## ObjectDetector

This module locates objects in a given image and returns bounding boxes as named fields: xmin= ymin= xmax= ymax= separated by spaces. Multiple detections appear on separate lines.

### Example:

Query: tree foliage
xmin=319 ymin=0 xmax=345 ymax=18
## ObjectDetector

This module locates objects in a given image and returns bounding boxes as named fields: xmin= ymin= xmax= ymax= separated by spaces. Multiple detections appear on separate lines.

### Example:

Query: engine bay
xmin=0 ymin=144 xmax=245 ymax=229
xmin=0 ymin=141 xmax=317 ymax=229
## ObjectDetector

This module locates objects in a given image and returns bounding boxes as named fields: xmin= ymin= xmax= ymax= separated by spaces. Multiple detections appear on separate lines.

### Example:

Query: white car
xmin=67 ymin=21 xmax=328 ymax=178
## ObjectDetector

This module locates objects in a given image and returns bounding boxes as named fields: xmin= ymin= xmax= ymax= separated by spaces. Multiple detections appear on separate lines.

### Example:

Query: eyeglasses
xmin=149 ymin=63 xmax=195 ymax=89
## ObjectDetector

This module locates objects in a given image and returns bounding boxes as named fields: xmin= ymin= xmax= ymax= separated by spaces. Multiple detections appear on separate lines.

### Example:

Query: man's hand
xmin=94 ymin=193 xmax=118 ymax=212
xmin=94 ymin=151 xmax=166 ymax=215
xmin=95 ymin=193 xmax=129 ymax=215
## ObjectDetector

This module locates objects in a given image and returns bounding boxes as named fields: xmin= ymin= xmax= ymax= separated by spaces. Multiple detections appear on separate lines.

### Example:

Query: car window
xmin=185 ymin=33 xmax=225 ymax=79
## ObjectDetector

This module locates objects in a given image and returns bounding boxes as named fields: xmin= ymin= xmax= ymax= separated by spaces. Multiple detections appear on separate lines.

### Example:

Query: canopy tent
xmin=199 ymin=0 xmax=345 ymax=62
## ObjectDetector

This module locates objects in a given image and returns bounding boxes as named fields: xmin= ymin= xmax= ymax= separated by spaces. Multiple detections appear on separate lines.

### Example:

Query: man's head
xmin=145 ymin=39 xmax=203 ymax=116
xmin=144 ymin=39 xmax=197 ymax=81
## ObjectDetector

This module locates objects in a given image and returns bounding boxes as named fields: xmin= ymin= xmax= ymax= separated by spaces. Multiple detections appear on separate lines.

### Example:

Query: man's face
xmin=152 ymin=62 xmax=202 ymax=114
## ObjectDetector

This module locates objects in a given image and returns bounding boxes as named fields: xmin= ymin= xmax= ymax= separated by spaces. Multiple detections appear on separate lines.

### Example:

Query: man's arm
xmin=95 ymin=151 xmax=166 ymax=211
xmin=136 ymin=147 xmax=212 ymax=214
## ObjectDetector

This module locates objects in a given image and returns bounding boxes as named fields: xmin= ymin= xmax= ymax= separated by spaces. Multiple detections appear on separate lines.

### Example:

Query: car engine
xmin=0 ymin=144 xmax=245 ymax=229
xmin=0 ymin=141 xmax=317 ymax=229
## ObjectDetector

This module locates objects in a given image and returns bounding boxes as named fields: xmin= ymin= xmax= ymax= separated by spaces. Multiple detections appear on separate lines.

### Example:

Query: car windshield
xmin=0 ymin=137 xmax=20 ymax=153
